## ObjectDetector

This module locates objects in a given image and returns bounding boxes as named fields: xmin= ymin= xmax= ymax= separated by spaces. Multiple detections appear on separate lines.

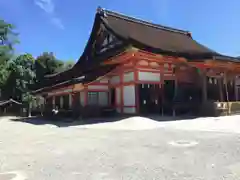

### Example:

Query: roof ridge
xmin=97 ymin=7 xmax=190 ymax=35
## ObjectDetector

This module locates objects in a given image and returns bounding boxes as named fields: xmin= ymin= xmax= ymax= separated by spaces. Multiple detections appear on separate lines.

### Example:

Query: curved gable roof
xmin=99 ymin=8 xmax=218 ymax=58
xmin=37 ymin=7 xmax=239 ymax=89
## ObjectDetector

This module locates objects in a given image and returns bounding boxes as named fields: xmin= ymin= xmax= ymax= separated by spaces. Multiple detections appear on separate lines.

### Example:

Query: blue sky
xmin=1 ymin=0 xmax=240 ymax=61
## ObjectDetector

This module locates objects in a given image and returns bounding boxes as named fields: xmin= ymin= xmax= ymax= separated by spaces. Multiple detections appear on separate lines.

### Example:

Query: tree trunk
xmin=28 ymin=103 xmax=31 ymax=117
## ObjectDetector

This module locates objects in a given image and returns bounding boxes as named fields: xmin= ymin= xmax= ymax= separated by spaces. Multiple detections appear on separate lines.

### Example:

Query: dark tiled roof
xmin=213 ymin=55 xmax=240 ymax=62
xmin=0 ymin=99 xmax=22 ymax=106
xmin=32 ymin=65 xmax=116 ymax=94
xmin=98 ymin=8 xmax=219 ymax=58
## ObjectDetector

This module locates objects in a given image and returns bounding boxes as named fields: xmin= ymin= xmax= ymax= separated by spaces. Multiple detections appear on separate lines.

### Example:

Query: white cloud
xmin=34 ymin=0 xmax=54 ymax=13
xmin=34 ymin=0 xmax=64 ymax=29
xmin=51 ymin=17 xmax=65 ymax=30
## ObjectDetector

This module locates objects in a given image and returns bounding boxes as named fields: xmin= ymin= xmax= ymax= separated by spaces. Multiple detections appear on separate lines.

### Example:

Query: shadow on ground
xmin=9 ymin=115 xmax=198 ymax=128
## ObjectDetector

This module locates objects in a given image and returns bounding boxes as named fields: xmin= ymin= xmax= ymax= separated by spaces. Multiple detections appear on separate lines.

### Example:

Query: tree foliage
xmin=3 ymin=54 xmax=35 ymax=102
xmin=0 ymin=19 xmax=18 ymax=87
xmin=0 ymin=18 xmax=75 ymax=112
xmin=62 ymin=60 xmax=75 ymax=70
xmin=35 ymin=52 xmax=63 ymax=74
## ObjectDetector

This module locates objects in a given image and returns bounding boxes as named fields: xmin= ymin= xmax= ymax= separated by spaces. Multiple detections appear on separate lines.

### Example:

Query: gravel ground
xmin=1 ymin=116 xmax=240 ymax=179
xmin=78 ymin=115 xmax=240 ymax=133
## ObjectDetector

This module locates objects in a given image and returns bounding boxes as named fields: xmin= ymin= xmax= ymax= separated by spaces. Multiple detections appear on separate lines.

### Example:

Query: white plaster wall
xmin=116 ymin=87 xmax=121 ymax=106
xmin=123 ymin=85 xmax=135 ymax=106
xmin=98 ymin=92 xmax=108 ymax=106
xmin=88 ymin=85 xmax=108 ymax=90
xmin=63 ymin=89 xmax=72 ymax=93
xmin=80 ymin=91 xmax=85 ymax=106
xmin=48 ymin=88 xmax=72 ymax=96
xmin=236 ymin=78 xmax=240 ymax=85
xmin=138 ymin=71 xmax=160 ymax=82
xmin=100 ymin=78 xmax=108 ymax=83
xmin=123 ymin=72 xmax=134 ymax=82
xmin=48 ymin=92 xmax=54 ymax=96
xmin=123 ymin=107 xmax=136 ymax=114
xmin=110 ymin=75 xmax=120 ymax=85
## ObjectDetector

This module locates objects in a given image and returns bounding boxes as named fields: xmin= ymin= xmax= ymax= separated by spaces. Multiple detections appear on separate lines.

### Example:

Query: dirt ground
xmin=1 ymin=115 xmax=240 ymax=180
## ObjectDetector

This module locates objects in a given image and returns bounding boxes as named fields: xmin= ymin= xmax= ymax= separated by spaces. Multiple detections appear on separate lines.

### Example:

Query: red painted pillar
xmin=134 ymin=69 xmax=139 ymax=114
xmin=71 ymin=93 xmax=76 ymax=108
xmin=84 ymin=89 xmax=88 ymax=106
xmin=120 ymin=72 xmax=124 ymax=113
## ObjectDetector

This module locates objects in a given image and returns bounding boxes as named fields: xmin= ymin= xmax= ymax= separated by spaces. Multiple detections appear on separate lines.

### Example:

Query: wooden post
xmin=233 ymin=77 xmax=237 ymax=101
xmin=224 ymin=72 xmax=230 ymax=115
xmin=84 ymin=89 xmax=88 ymax=106
xmin=235 ymin=77 xmax=239 ymax=101
xmin=160 ymin=71 xmax=164 ymax=116
xmin=161 ymin=83 xmax=164 ymax=116
xmin=172 ymin=66 xmax=178 ymax=117
xmin=218 ymin=78 xmax=224 ymax=101
xmin=201 ymin=70 xmax=207 ymax=103
xmin=235 ymin=76 xmax=238 ymax=101
xmin=224 ymin=73 xmax=229 ymax=102
xmin=134 ymin=69 xmax=139 ymax=114
xmin=120 ymin=72 xmax=124 ymax=114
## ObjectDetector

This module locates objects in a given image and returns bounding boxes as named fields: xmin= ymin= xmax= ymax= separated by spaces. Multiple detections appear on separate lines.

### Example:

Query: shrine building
xmin=33 ymin=8 xmax=240 ymax=116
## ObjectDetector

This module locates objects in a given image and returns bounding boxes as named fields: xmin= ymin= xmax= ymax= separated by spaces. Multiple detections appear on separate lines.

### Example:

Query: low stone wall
xmin=198 ymin=101 xmax=240 ymax=116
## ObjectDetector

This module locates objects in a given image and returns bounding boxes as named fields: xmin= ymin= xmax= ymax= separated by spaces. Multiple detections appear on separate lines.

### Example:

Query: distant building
xmin=0 ymin=99 xmax=22 ymax=115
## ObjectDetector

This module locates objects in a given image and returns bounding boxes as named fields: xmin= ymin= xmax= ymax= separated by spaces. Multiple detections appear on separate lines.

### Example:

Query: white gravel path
xmin=1 ymin=115 xmax=240 ymax=179
xmin=2 ymin=115 xmax=240 ymax=133
xmin=79 ymin=116 xmax=165 ymax=130
xmin=73 ymin=115 xmax=240 ymax=133
xmin=164 ymin=115 xmax=240 ymax=133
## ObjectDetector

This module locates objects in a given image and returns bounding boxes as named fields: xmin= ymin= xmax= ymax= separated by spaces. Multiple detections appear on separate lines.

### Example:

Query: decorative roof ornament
xmin=97 ymin=6 xmax=102 ymax=13
xmin=186 ymin=32 xmax=192 ymax=38
xmin=97 ymin=6 xmax=107 ymax=17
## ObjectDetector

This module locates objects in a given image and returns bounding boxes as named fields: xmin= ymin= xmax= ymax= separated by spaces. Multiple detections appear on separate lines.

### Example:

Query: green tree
xmin=4 ymin=54 xmax=35 ymax=101
xmin=0 ymin=19 xmax=18 ymax=87
xmin=35 ymin=52 xmax=63 ymax=74
xmin=4 ymin=54 xmax=36 ymax=115
xmin=34 ymin=52 xmax=64 ymax=87
xmin=62 ymin=60 xmax=75 ymax=70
